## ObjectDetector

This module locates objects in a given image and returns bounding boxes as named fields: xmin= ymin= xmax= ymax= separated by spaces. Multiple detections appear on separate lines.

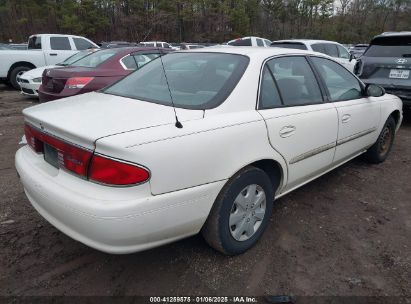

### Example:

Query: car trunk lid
xmin=23 ymin=91 xmax=204 ymax=151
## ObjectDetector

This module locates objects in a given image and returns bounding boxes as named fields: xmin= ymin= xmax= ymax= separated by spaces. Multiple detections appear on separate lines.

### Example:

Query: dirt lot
xmin=0 ymin=84 xmax=410 ymax=298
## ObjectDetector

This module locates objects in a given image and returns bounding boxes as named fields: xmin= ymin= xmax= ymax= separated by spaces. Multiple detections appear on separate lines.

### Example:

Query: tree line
xmin=0 ymin=0 xmax=410 ymax=44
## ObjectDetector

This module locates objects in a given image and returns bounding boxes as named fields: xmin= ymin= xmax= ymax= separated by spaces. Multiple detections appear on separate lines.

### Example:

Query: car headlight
xmin=32 ymin=77 xmax=42 ymax=83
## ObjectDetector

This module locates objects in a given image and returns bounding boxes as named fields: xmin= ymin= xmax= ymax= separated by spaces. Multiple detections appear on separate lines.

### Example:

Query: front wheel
xmin=363 ymin=116 xmax=396 ymax=163
xmin=9 ymin=66 xmax=31 ymax=90
xmin=202 ymin=166 xmax=274 ymax=255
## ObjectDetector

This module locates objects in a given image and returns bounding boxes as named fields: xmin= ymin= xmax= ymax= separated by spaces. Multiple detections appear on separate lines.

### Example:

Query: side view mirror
xmin=349 ymin=53 xmax=355 ymax=62
xmin=366 ymin=84 xmax=385 ymax=97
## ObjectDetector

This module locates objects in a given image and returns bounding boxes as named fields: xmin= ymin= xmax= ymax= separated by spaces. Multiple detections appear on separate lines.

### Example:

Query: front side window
xmin=265 ymin=56 xmax=323 ymax=106
xmin=337 ymin=45 xmax=350 ymax=59
xmin=104 ymin=53 xmax=249 ymax=109
xmin=73 ymin=38 xmax=94 ymax=50
xmin=28 ymin=36 xmax=42 ymax=50
xmin=50 ymin=37 xmax=72 ymax=50
xmin=71 ymin=49 xmax=119 ymax=68
xmin=256 ymin=39 xmax=264 ymax=47
xmin=311 ymin=57 xmax=363 ymax=101
xmin=311 ymin=43 xmax=326 ymax=54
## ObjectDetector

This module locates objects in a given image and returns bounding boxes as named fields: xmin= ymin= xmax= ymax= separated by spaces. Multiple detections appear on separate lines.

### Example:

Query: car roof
xmin=177 ymin=45 xmax=316 ymax=58
xmin=272 ymin=39 xmax=342 ymax=45
xmin=378 ymin=31 xmax=411 ymax=37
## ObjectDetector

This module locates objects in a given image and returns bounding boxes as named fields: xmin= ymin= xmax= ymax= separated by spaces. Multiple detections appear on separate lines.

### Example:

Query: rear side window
xmin=311 ymin=57 xmax=362 ymax=101
xmin=259 ymin=67 xmax=282 ymax=109
xmin=73 ymin=38 xmax=94 ymax=50
xmin=50 ymin=37 xmax=72 ymax=50
xmin=365 ymin=36 xmax=411 ymax=57
xmin=271 ymin=42 xmax=308 ymax=50
xmin=228 ymin=38 xmax=252 ymax=46
xmin=324 ymin=44 xmax=339 ymax=57
xmin=121 ymin=53 xmax=161 ymax=70
xmin=266 ymin=56 xmax=323 ymax=106
xmin=256 ymin=39 xmax=264 ymax=47
xmin=311 ymin=43 xmax=325 ymax=53
xmin=28 ymin=36 xmax=42 ymax=50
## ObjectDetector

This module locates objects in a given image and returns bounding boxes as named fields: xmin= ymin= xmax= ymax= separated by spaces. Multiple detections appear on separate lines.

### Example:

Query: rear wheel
xmin=202 ymin=166 xmax=274 ymax=255
xmin=363 ymin=116 xmax=396 ymax=163
xmin=9 ymin=66 xmax=31 ymax=90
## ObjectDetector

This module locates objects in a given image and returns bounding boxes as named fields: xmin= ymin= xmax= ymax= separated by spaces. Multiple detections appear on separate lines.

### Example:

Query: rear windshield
xmin=365 ymin=36 xmax=411 ymax=57
xmin=228 ymin=39 xmax=252 ymax=46
xmin=271 ymin=42 xmax=308 ymax=50
xmin=103 ymin=52 xmax=249 ymax=109
xmin=71 ymin=49 xmax=119 ymax=67
xmin=58 ymin=50 xmax=94 ymax=66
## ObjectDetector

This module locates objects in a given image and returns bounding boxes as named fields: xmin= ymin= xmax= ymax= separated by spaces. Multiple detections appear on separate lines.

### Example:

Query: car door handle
xmin=49 ymin=53 xmax=58 ymax=56
xmin=342 ymin=114 xmax=351 ymax=123
xmin=279 ymin=126 xmax=296 ymax=138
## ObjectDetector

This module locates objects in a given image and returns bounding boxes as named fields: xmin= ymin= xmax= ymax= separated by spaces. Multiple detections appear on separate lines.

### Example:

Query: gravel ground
xmin=0 ymin=84 xmax=410 ymax=298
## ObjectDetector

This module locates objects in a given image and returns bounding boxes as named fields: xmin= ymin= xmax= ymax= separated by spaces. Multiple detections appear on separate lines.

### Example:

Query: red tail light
xmin=24 ymin=123 xmax=150 ymax=186
xmin=65 ymin=77 xmax=94 ymax=89
xmin=89 ymin=155 xmax=150 ymax=186
xmin=24 ymin=124 xmax=44 ymax=153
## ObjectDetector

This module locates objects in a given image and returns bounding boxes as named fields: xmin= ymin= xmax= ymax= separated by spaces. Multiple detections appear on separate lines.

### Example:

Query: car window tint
xmin=267 ymin=56 xmax=323 ymax=106
xmin=72 ymin=49 xmax=119 ymax=67
xmin=73 ymin=38 xmax=94 ymax=50
xmin=324 ymin=44 xmax=339 ymax=57
xmin=311 ymin=43 xmax=326 ymax=54
xmin=50 ymin=37 xmax=71 ymax=50
xmin=312 ymin=57 xmax=362 ymax=101
xmin=228 ymin=38 xmax=252 ymax=46
xmin=28 ymin=36 xmax=42 ymax=49
xmin=121 ymin=55 xmax=137 ymax=69
xmin=104 ymin=53 xmax=249 ymax=109
xmin=259 ymin=67 xmax=282 ymax=109
xmin=256 ymin=39 xmax=264 ymax=47
xmin=337 ymin=45 xmax=350 ymax=59
xmin=271 ymin=42 xmax=308 ymax=50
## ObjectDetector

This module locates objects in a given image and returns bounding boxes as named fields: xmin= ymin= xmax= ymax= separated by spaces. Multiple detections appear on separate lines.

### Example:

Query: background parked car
xmin=349 ymin=44 xmax=369 ymax=58
xmin=354 ymin=32 xmax=411 ymax=109
xmin=8 ymin=43 xmax=28 ymax=50
xmin=0 ymin=34 xmax=98 ymax=89
xmin=100 ymin=41 xmax=139 ymax=48
xmin=180 ymin=43 xmax=205 ymax=50
xmin=0 ymin=43 xmax=13 ymax=50
xmin=38 ymin=47 xmax=170 ymax=102
xmin=271 ymin=39 xmax=356 ymax=72
xmin=227 ymin=36 xmax=271 ymax=47
xmin=18 ymin=48 xmax=99 ymax=97
xmin=139 ymin=41 xmax=173 ymax=49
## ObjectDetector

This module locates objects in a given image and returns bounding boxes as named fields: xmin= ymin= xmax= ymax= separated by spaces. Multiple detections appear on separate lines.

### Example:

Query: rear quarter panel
xmin=95 ymin=111 xmax=287 ymax=195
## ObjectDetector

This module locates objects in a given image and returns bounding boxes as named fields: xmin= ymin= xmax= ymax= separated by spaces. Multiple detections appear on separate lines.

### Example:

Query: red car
xmin=38 ymin=47 xmax=170 ymax=102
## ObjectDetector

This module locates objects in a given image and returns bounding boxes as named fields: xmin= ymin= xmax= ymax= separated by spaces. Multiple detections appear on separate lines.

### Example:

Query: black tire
xmin=363 ymin=116 xmax=396 ymax=164
xmin=9 ymin=66 xmax=31 ymax=90
xmin=202 ymin=166 xmax=275 ymax=255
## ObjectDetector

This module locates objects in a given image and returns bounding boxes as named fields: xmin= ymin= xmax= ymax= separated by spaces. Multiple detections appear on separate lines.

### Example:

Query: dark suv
xmin=354 ymin=32 xmax=411 ymax=108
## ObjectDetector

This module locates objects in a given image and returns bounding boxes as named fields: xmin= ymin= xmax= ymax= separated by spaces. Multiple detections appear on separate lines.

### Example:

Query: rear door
xmin=310 ymin=56 xmax=380 ymax=164
xmin=257 ymin=55 xmax=338 ymax=191
xmin=44 ymin=36 xmax=77 ymax=65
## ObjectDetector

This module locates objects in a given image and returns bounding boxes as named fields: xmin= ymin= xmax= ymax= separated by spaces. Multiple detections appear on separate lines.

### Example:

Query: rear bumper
xmin=38 ymin=88 xmax=79 ymax=102
xmin=15 ymin=146 xmax=225 ymax=254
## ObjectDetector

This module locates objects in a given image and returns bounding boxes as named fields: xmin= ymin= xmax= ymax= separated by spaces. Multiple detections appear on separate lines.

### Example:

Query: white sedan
xmin=271 ymin=39 xmax=356 ymax=72
xmin=15 ymin=47 xmax=402 ymax=255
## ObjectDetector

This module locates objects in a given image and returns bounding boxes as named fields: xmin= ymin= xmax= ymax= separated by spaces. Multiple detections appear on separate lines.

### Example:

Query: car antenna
xmin=158 ymin=48 xmax=183 ymax=128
